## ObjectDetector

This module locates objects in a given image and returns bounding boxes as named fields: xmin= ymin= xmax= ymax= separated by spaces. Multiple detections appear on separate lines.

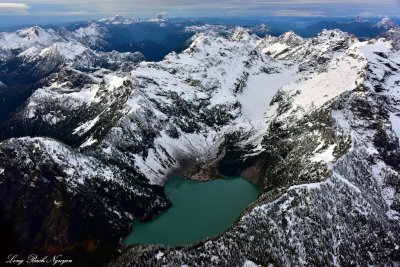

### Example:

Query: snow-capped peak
xmin=97 ymin=15 xmax=139 ymax=25
xmin=250 ymin=23 xmax=272 ymax=35
xmin=375 ymin=17 xmax=396 ymax=29
xmin=350 ymin=16 xmax=369 ymax=23
xmin=277 ymin=31 xmax=303 ymax=45
xmin=39 ymin=41 xmax=90 ymax=60
xmin=0 ymin=26 xmax=61 ymax=50
xmin=316 ymin=29 xmax=351 ymax=43
xmin=73 ymin=22 xmax=101 ymax=38
xmin=229 ymin=27 xmax=253 ymax=42
xmin=17 ymin=26 xmax=49 ymax=38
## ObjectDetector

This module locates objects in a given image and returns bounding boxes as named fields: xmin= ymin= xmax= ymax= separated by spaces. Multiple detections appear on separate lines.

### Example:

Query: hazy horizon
xmin=1 ymin=0 xmax=400 ymax=27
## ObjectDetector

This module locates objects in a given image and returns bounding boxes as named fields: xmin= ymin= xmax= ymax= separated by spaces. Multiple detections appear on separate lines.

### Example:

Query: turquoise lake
xmin=124 ymin=176 xmax=259 ymax=247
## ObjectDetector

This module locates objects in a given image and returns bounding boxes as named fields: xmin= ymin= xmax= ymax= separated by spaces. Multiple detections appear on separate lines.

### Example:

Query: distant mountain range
xmin=295 ymin=16 xmax=398 ymax=38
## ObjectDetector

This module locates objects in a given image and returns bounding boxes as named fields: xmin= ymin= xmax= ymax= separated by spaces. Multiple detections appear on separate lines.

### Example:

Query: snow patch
xmin=310 ymin=144 xmax=336 ymax=163
xmin=155 ymin=251 xmax=164 ymax=260
xmin=80 ymin=137 xmax=98 ymax=148
xmin=73 ymin=116 xmax=100 ymax=136
xmin=243 ymin=260 xmax=259 ymax=267
xmin=389 ymin=112 xmax=400 ymax=139
xmin=283 ymin=51 xmax=365 ymax=117
xmin=262 ymin=42 xmax=289 ymax=56
xmin=238 ymin=65 xmax=298 ymax=123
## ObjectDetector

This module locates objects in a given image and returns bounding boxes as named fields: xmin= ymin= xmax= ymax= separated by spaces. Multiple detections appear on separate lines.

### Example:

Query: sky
xmin=1 ymin=0 xmax=400 ymax=27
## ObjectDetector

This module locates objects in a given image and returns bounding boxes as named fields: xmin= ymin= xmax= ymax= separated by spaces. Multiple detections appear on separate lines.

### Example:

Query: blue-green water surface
xmin=124 ymin=176 xmax=258 ymax=246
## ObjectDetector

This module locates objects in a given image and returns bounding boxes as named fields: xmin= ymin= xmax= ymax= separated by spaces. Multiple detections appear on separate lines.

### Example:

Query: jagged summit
xmin=383 ymin=26 xmax=400 ymax=49
xmin=375 ymin=16 xmax=396 ymax=29
xmin=350 ymin=16 xmax=369 ymax=23
xmin=318 ymin=28 xmax=349 ymax=38
xmin=97 ymin=14 xmax=140 ymax=24
xmin=229 ymin=27 xmax=254 ymax=42
xmin=0 ymin=26 xmax=60 ymax=50
xmin=251 ymin=23 xmax=272 ymax=34
xmin=276 ymin=30 xmax=303 ymax=45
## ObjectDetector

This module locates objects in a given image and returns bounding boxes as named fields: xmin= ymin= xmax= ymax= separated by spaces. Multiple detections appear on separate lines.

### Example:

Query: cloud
xmin=273 ymin=9 xmax=325 ymax=17
xmin=0 ymin=2 xmax=29 ymax=14
xmin=358 ymin=11 xmax=381 ymax=17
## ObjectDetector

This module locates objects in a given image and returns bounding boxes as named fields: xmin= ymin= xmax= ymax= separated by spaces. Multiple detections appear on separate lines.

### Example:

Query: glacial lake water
xmin=124 ymin=176 xmax=259 ymax=247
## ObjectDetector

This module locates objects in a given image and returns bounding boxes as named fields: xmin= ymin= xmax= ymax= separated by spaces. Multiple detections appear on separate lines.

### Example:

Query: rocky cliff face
xmin=0 ymin=22 xmax=399 ymax=266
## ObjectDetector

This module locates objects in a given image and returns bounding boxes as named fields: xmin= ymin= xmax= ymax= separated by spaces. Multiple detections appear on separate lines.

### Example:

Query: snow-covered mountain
xmin=381 ymin=25 xmax=400 ymax=50
xmin=375 ymin=17 xmax=397 ymax=30
xmin=109 ymin=29 xmax=400 ymax=266
xmin=97 ymin=15 xmax=141 ymax=25
xmin=0 ymin=22 xmax=399 ymax=266
xmin=0 ymin=23 xmax=146 ymax=124
xmin=96 ymin=15 xmax=167 ymax=25
xmin=0 ymin=24 xmax=144 ymax=65
xmin=296 ymin=16 xmax=399 ymax=39
xmin=2 ymin=28 xmax=361 ymax=183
